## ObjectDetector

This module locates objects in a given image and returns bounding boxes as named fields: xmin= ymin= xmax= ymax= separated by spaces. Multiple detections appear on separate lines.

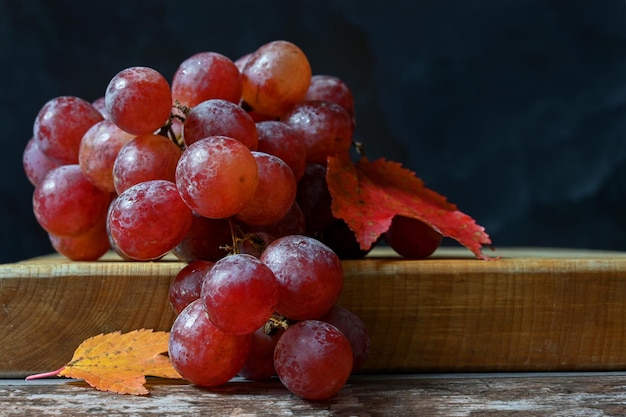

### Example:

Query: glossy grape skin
xmin=33 ymin=164 xmax=111 ymax=237
xmin=255 ymin=120 xmax=306 ymax=180
xmin=176 ymin=136 xmax=259 ymax=219
xmin=305 ymin=74 xmax=355 ymax=119
xmin=282 ymin=100 xmax=354 ymax=165
xmin=169 ymin=299 xmax=252 ymax=387
xmin=383 ymin=215 xmax=443 ymax=259
xmin=182 ymin=99 xmax=258 ymax=149
xmin=260 ymin=235 xmax=343 ymax=320
xmin=78 ymin=120 xmax=135 ymax=192
xmin=107 ymin=180 xmax=193 ymax=261
xmin=234 ymin=152 xmax=297 ymax=227
xmin=33 ymin=96 xmax=104 ymax=165
xmin=112 ymin=133 xmax=182 ymax=194
xmin=296 ymin=163 xmax=335 ymax=235
xmin=172 ymin=214 xmax=232 ymax=263
xmin=48 ymin=217 xmax=110 ymax=261
xmin=171 ymin=51 xmax=242 ymax=107
xmin=201 ymin=254 xmax=279 ymax=335
xmin=319 ymin=304 xmax=370 ymax=373
xmin=22 ymin=137 xmax=61 ymax=187
xmin=274 ymin=320 xmax=353 ymax=400
xmin=105 ymin=66 xmax=172 ymax=135
xmin=240 ymin=40 xmax=312 ymax=118
xmin=169 ymin=260 xmax=214 ymax=315
xmin=238 ymin=326 xmax=284 ymax=381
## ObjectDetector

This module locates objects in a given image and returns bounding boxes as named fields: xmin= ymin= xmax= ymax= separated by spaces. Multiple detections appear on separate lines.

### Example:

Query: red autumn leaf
xmin=326 ymin=153 xmax=495 ymax=260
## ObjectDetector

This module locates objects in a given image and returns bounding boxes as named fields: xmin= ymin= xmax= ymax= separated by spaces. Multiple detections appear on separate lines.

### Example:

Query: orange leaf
xmin=327 ymin=153 xmax=495 ymax=259
xmin=58 ymin=329 xmax=182 ymax=395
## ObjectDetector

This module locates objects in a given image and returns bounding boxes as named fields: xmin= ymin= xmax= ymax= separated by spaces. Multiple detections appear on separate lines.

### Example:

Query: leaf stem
xmin=25 ymin=366 xmax=66 ymax=380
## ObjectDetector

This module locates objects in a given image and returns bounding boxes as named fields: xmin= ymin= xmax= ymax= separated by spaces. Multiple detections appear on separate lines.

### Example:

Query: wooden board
xmin=2 ymin=247 xmax=626 ymax=378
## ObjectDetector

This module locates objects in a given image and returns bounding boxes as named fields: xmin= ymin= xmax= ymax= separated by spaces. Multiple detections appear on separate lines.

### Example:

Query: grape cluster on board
xmin=22 ymin=40 xmax=442 ymax=400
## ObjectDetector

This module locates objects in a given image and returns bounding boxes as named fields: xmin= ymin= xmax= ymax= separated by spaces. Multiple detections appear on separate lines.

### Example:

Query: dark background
xmin=2 ymin=0 xmax=626 ymax=263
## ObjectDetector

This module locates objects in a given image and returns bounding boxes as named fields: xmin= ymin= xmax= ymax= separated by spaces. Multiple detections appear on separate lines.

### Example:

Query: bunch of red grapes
xmin=22 ymin=40 xmax=442 ymax=399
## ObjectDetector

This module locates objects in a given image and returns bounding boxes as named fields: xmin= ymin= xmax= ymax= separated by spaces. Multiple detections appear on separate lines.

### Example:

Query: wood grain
xmin=3 ymin=373 xmax=626 ymax=416
xmin=3 ymin=247 xmax=626 ymax=377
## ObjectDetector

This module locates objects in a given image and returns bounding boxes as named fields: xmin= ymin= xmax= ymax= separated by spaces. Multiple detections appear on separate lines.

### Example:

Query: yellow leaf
xmin=58 ymin=329 xmax=182 ymax=395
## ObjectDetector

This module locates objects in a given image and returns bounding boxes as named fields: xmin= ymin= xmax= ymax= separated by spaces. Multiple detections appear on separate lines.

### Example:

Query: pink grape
xmin=78 ymin=119 xmax=135 ymax=192
xmin=319 ymin=304 xmax=370 ymax=372
xmin=282 ymin=100 xmax=354 ymax=165
xmin=201 ymin=254 xmax=279 ymax=335
xmin=260 ymin=235 xmax=343 ymax=320
xmin=171 ymin=51 xmax=242 ymax=107
xmin=169 ymin=260 xmax=215 ymax=315
xmin=240 ymin=40 xmax=311 ymax=118
xmin=22 ymin=137 xmax=61 ymax=187
xmin=172 ymin=214 xmax=232 ymax=263
xmin=169 ymin=299 xmax=252 ymax=387
xmin=33 ymin=96 xmax=103 ymax=164
xmin=107 ymin=180 xmax=193 ymax=261
xmin=105 ymin=66 xmax=172 ymax=135
xmin=176 ymin=136 xmax=259 ymax=219
xmin=112 ymin=133 xmax=182 ymax=194
xmin=255 ymin=120 xmax=306 ymax=180
xmin=182 ymin=99 xmax=258 ymax=149
xmin=234 ymin=151 xmax=297 ymax=227
xmin=274 ymin=320 xmax=353 ymax=400
xmin=33 ymin=164 xmax=111 ymax=237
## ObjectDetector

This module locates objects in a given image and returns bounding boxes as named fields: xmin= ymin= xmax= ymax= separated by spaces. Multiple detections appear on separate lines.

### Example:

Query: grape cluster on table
xmin=22 ymin=40 xmax=442 ymax=400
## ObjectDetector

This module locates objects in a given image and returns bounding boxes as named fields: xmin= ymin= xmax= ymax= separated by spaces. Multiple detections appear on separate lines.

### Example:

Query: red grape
xmin=305 ymin=74 xmax=355 ymax=118
xmin=240 ymin=40 xmax=311 ymax=118
xmin=319 ymin=304 xmax=370 ymax=372
xmin=234 ymin=152 xmax=297 ymax=227
xmin=48 ymin=217 xmax=110 ymax=261
xmin=169 ymin=260 xmax=214 ymax=315
xmin=112 ymin=133 xmax=182 ymax=194
xmin=172 ymin=214 xmax=232 ymax=263
xmin=384 ymin=215 xmax=443 ymax=259
xmin=169 ymin=299 xmax=252 ymax=387
xmin=171 ymin=51 xmax=242 ymax=107
xmin=260 ymin=235 xmax=343 ymax=320
xmin=107 ymin=180 xmax=193 ymax=261
xmin=33 ymin=96 xmax=103 ymax=164
xmin=78 ymin=119 xmax=135 ymax=192
xmin=282 ymin=100 xmax=353 ymax=165
xmin=33 ymin=164 xmax=111 ymax=237
xmin=255 ymin=120 xmax=306 ymax=180
xmin=22 ymin=137 xmax=61 ymax=187
xmin=238 ymin=326 xmax=284 ymax=381
xmin=182 ymin=99 xmax=258 ymax=149
xmin=201 ymin=254 xmax=279 ymax=335
xmin=296 ymin=163 xmax=335 ymax=235
xmin=274 ymin=320 xmax=352 ymax=400
xmin=105 ymin=66 xmax=172 ymax=135
xmin=176 ymin=136 xmax=259 ymax=219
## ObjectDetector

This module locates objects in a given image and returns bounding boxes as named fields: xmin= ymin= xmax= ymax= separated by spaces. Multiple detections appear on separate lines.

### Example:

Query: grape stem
xmin=264 ymin=313 xmax=291 ymax=334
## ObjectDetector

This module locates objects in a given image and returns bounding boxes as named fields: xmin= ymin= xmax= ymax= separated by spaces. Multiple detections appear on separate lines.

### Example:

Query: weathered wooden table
xmin=3 ymin=372 xmax=626 ymax=416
